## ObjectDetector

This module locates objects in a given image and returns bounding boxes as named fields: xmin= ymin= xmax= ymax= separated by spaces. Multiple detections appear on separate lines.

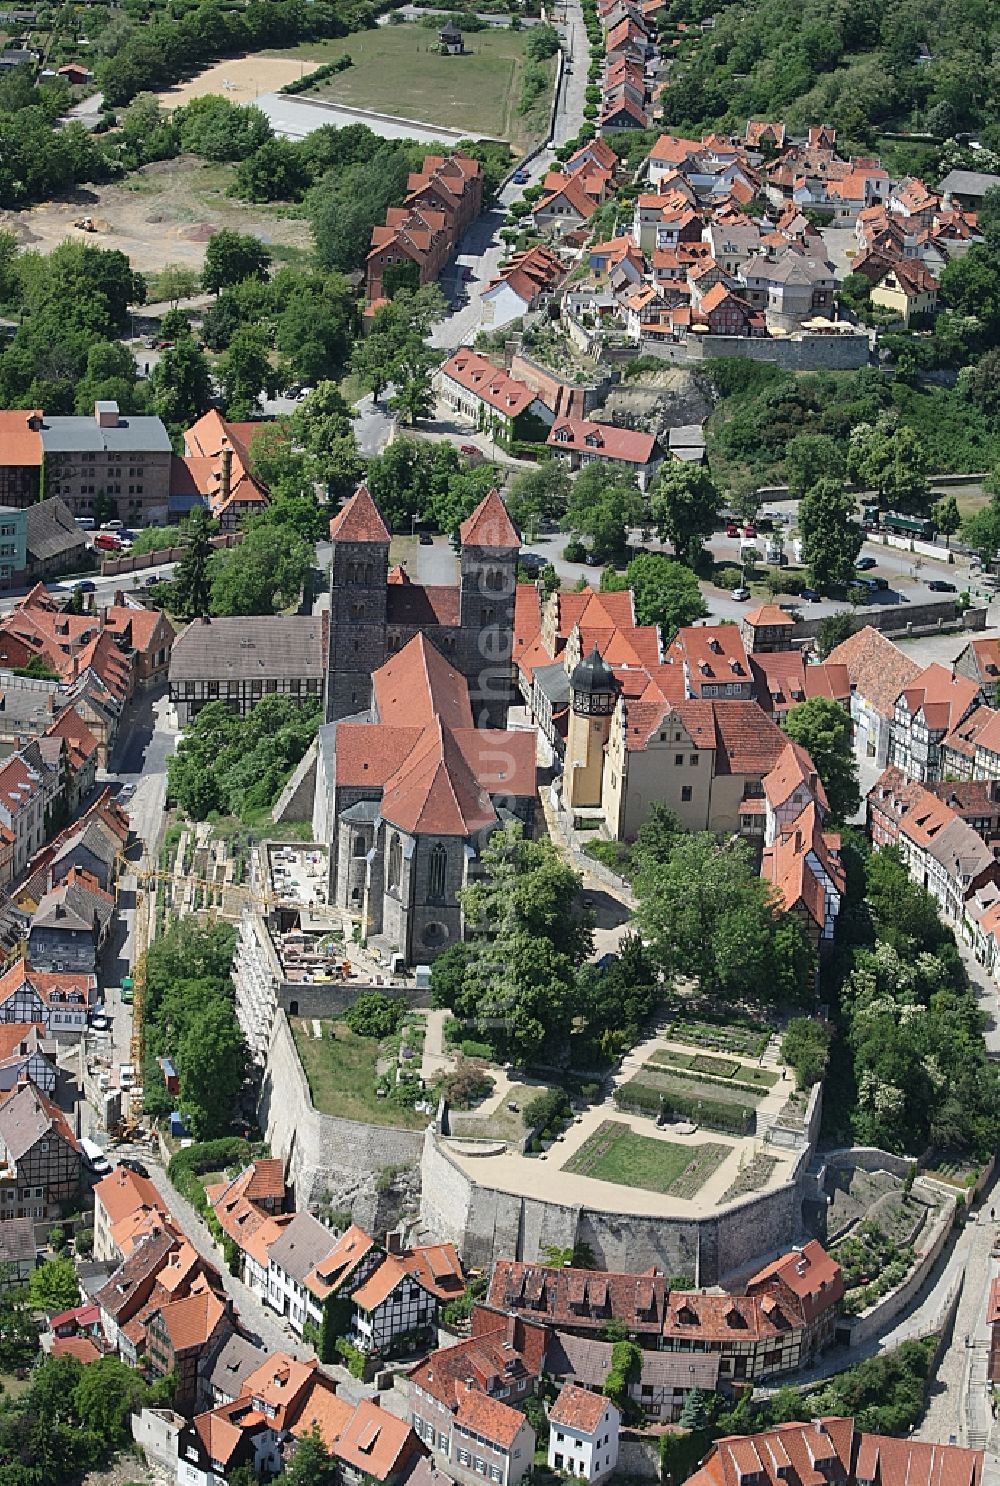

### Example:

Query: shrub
xmin=563 ymin=538 xmax=587 ymax=563
xmin=522 ymin=1088 xmax=571 ymax=1132
xmin=780 ymin=1017 xmax=831 ymax=1090
xmin=715 ymin=565 xmax=743 ymax=589
xmin=344 ymin=991 xmax=406 ymax=1040
xmin=167 ymin=1138 xmax=252 ymax=1213
xmin=614 ymin=1080 xmax=754 ymax=1134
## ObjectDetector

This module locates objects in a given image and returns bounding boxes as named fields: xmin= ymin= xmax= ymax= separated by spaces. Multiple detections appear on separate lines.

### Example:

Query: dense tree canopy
xmin=784 ymin=696 xmax=861 ymax=822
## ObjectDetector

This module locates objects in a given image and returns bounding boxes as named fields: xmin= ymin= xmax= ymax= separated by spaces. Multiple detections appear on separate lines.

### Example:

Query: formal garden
xmin=565 ymin=1120 xmax=730 ymax=1198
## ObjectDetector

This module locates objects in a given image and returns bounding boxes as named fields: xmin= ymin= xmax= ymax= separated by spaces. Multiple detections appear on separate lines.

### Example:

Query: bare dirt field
xmin=155 ymin=52 xmax=327 ymax=106
xmin=0 ymin=157 xmax=312 ymax=275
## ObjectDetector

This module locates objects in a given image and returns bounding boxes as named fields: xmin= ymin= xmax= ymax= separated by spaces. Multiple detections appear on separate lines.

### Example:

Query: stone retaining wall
xmin=258 ymin=1010 xmax=425 ymax=1227
xmin=418 ymin=1125 xmax=811 ymax=1284
xmin=847 ymin=1194 xmax=954 ymax=1350
xmin=639 ymin=332 xmax=870 ymax=372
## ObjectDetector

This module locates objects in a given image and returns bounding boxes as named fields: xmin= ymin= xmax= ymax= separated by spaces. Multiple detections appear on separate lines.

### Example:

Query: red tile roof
xmin=746 ymin=1238 xmax=845 ymax=1322
xmin=548 ymin=1382 xmax=610 ymax=1433
xmin=329 ymin=484 xmax=391 ymax=545
xmin=52 ymin=1334 xmax=101 ymax=1363
xmin=460 ymin=489 xmax=520 ymax=550
xmin=454 ymin=1388 xmax=529 ymax=1451
xmin=335 ymin=1399 xmax=422 ymax=1483
xmin=381 ymin=719 xmax=498 ymax=836
xmin=826 ymin=625 xmax=922 ymax=719
xmin=374 ymin=633 xmax=473 ymax=731
xmin=0 ymin=411 xmax=43 ymax=466
xmin=547 ymin=417 xmax=657 ymax=465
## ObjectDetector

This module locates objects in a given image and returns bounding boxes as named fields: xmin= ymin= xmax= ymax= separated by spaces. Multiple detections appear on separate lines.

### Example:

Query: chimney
xmin=54 ymin=903 xmax=65 ymax=920
xmin=507 ymin=1312 xmax=519 ymax=1346
xmin=114 ymin=590 xmax=124 ymax=607
xmin=220 ymin=441 xmax=233 ymax=505
xmin=94 ymin=401 xmax=120 ymax=429
xmin=385 ymin=1230 xmax=403 ymax=1256
xmin=199 ymin=614 xmax=211 ymax=625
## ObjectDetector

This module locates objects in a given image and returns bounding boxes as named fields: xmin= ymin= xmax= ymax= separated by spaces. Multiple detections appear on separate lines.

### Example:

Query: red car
xmin=743 ymin=523 xmax=757 ymax=538
xmin=725 ymin=522 xmax=739 ymax=537
xmin=460 ymin=444 xmax=484 ymax=464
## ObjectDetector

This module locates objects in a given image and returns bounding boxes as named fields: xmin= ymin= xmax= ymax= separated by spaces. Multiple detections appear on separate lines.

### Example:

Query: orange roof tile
xmin=329 ymin=484 xmax=391 ymax=545
xmin=549 ymin=1383 xmax=610 ymax=1433
xmin=335 ymin=1400 xmax=420 ymax=1482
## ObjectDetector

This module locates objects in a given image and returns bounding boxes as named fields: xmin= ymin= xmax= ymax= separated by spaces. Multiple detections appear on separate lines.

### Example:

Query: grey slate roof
xmin=31 ymin=877 xmax=113 ymax=935
xmin=0 ymin=1216 xmax=36 ymax=1266
xmin=0 ymin=1081 xmax=75 ymax=1163
xmin=546 ymin=1328 xmax=721 ymax=1390
xmin=169 ymin=616 xmax=325 ymax=683
xmin=266 ymin=1211 xmax=336 ymax=1284
xmin=39 ymin=414 xmax=171 ymax=454
xmin=938 ymin=169 xmax=1000 ymax=199
xmin=25 ymin=497 xmax=89 ymax=564
xmin=532 ymin=661 xmax=571 ymax=707
xmin=207 ymin=1330 xmax=268 ymax=1400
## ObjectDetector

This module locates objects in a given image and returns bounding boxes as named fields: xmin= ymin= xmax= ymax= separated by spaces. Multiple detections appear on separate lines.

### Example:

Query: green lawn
xmin=302 ymin=23 xmax=554 ymax=147
xmin=291 ymin=1019 xmax=428 ymax=1129
xmin=628 ymin=1065 xmax=765 ymax=1107
xmin=565 ymin=1120 xmax=730 ymax=1198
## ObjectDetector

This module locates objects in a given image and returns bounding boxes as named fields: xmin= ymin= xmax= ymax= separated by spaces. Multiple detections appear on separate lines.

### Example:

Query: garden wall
xmin=791 ymin=601 xmax=986 ymax=644
xmin=258 ymin=1010 xmax=425 ymax=1226
xmin=846 ymin=1194 xmax=954 ymax=1350
xmin=100 ymin=530 xmax=243 ymax=576
xmin=638 ymin=332 xmax=870 ymax=372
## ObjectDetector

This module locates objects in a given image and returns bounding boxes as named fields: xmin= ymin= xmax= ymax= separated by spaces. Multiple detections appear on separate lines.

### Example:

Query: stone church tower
xmin=325 ymin=484 xmax=391 ymax=723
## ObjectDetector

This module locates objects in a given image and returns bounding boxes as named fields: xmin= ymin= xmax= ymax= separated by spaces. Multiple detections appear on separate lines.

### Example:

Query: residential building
xmin=0 ymin=1215 xmax=37 ymax=1286
xmin=408 ymin=1336 xmax=536 ymax=1486
xmin=266 ymin=1210 xmax=339 ymax=1336
xmin=955 ymin=637 xmax=1000 ymax=704
xmin=481 ymin=245 xmax=563 ymax=327
xmin=0 ymin=960 xmax=96 ymax=1039
xmin=27 ymin=866 xmax=114 ymax=974
xmin=740 ymin=604 xmax=794 ymax=655
xmin=175 ymin=410 xmax=270 ymax=529
xmin=545 ymin=418 xmax=661 ymax=489
xmin=869 ymin=258 xmax=939 ymax=324
xmin=24 ymin=497 xmax=89 ymax=583
xmin=826 ymin=625 xmax=922 ymax=768
xmin=0 ymin=751 xmax=46 ymax=878
xmin=0 ymin=411 xmax=43 ymax=509
xmin=366 ymin=153 xmax=483 ymax=305
xmin=547 ymin=1386 xmax=619 ymax=1485
xmin=337 ymin=1399 xmax=429 ymax=1486
xmin=938 ymin=168 xmax=1000 ymax=209
xmin=39 ymin=402 xmax=173 ymax=526
xmin=686 ymin=1418 xmax=982 ymax=1486
xmin=486 ymin=1246 xmax=843 ymax=1384
xmin=168 ymin=614 xmax=326 ymax=725
xmin=207 ymin=1331 xmax=269 ymax=1407
xmin=544 ymin=1329 xmax=720 ymax=1420
xmin=145 ymin=1281 xmax=232 ymax=1410
xmin=93 ymin=1164 xmax=171 ymax=1263
xmin=0 ymin=1079 xmax=80 ymax=1217
xmin=435 ymin=351 xmax=554 ymax=446
xmin=0 ymin=1022 xmax=57 ymax=1094
xmin=890 ymin=662 xmax=980 ymax=781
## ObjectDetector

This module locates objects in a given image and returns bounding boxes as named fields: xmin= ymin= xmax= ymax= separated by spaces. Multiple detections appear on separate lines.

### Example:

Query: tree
xmin=847 ymin=418 xmax=929 ymax=514
xmin=525 ymin=21 xmax=560 ymax=58
xmin=785 ymin=696 xmax=860 ymax=822
xmin=170 ymin=506 xmax=217 ymax=619
xmin=150 ymin=335 xmax=213 ymax=428
xmin=343 ymin=991 xmax=405 ymax=1040
xmin=209 ymin=523 xmax=312 ymax=616
xmin=284 ymin=1427 xmax=338 ymax=1486
xmin=0 ymin=1274 xmax=40 ymax=1370
xmin=816 ymin=611 xmax=857 ymax=659
xmin=218 ymin=324 xmax=278 ymax=417
xmin=232 ymin=136 xmax=311 ymax=202
xmin=155 ymin=262 xmax=200 ymax=306
xmin=649 ymin=463 xmax=719 ymax=564
xmin=932 ymin=494 xmax=961 ymax=547
xmin=388 ymin=343 xmax=436 ymax=425
xmin=562 ymin=464 xmax=644 ymax=563
xmin=73 ymin=340 xmax=142 ymax=415
xmin=506 ymin=462 xmax=570 ymax=538
xmin=73 ymin=1357 xmax=150 ymax=1448
xmin=28 ymin=1258 xmax=80 ymax=1312
xmin=781 ymin=1017 xmax=831 ymax=1090
xmin=962 ymin=494 xmax=1000 ymax=562
xmin=177 ymin=998 xmax=248 ymax=1139
xmin=616 ymin=551 xmax=707 ymax=639
xmin=785 ymin=433 xmax=846 ymax=497
xmin=202 ymin=229 xmax=272 ymax=294
xmin=635 ymin=834 xmax=787 ymax=1003
xmin=678 ymin=1387 xmax=712 ymax=1431
xmin=798 ymin=477 xmax=863 ymax=591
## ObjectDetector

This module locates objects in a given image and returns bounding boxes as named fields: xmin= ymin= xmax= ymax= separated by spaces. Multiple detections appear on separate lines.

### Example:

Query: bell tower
xmin=326 ymin=483 xmax=391 ymax=722
xmin=458 ymin=489 xmax=521 ymax=729
xmin=565 ymin=647 xmax=619 ymax=810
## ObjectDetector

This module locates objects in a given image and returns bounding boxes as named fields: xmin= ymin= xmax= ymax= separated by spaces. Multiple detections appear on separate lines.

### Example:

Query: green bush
xmin=522 ymin=1088 xmax=572 ymax=1133
xmin=344 ymin=991 xmax=406 ymax=1040
xmin=614 ymin=1080 xmax=754 ymax=1134
xmin=335 ymin=1337 xmax=367 ymax=1377
xmin=167 ymin=1138 xmax=252 ymax=1213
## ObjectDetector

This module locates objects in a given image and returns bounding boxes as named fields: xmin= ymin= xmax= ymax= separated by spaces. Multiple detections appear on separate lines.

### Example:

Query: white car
xmin=731 ymin=586 xmax=751 ymax=601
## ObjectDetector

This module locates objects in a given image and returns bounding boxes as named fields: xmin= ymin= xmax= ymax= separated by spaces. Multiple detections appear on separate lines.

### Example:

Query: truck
xmin=884 ymin=511 xmax=934 ymax=539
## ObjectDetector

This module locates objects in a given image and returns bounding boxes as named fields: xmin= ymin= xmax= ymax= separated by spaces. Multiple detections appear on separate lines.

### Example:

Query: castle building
xmin=325 ymin=485 xmax=520 ymax=732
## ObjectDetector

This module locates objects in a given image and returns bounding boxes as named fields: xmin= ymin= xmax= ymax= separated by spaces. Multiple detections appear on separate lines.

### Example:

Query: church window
xmin=352 ymin=602 xmax=365 ymax=619
xmin=365 ymin=563 xmax=373 ymax=585
xmin=480 ymin=606 xmax=495 ymax=625
xmin=352 ymin=834 xmax=367 ymax=857
xmin=388 ymin=833 xmax=402 ymax=891
xmin=428 ymin=842 xmax=447 ymax=901
xmin=423 ymin=922 xmax=446 ymax=946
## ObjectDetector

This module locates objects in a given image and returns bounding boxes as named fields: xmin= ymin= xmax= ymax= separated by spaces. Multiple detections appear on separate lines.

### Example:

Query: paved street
xmin=431 ymin=0 xmax=588 ymax=351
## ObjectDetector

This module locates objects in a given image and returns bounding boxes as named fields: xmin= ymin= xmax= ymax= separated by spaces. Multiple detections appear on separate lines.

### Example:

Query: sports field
xmin=565 ymin=1120 xmax=730 ymax=1198
xmin=304 ymin=23 xmax=554 ymax=147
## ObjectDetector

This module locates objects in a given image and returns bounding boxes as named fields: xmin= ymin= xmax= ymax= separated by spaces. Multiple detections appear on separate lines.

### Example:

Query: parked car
xmin=585 ymin=553 xmax=601 ymax=567
xmin=779 ymin=602 xmax=801 ymax=617
xmin=927 ymin=579 xmax=957 ymax=592
xmin=100 ymin=520 xmax=123 ymax=532
xmin=730 ymin=586 xmax=750 ymax=600
xmin=297 ymin=386 xmax=315 ymax=401
xmin=418 ymin=532 xmax=433 ymax=546
xmin=118 ymin=1158 xmax=150 ymax=1178
xmin=512 ymin=168 xmax=529 ymax=184
xmin=459 ymin=444 xmax=484 ymax=464
xmin=855 ymin=556 xmax=877 ymax=570
xmin=74 ymin=579 xmax=96 ymax=593
xmin=89 ymin=1013 xmax=111 ymax=1033
xmin=117 ymin=782 xmax=136 ymax=802
xmin=801 ymin=587 xmax=822 ymax=601
xmin=743 ymin=524 xmax=757 ymax=538
xmin=725 ymin=522 xmax=739 ymax=537
xmin=519 ymin=553 xmax=548 ymax=575
xmin=94 ymin=533 xmax=122 ymax=553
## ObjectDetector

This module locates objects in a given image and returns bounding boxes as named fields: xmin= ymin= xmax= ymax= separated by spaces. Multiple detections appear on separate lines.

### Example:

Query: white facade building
xmin=547 ymin=1386 xmax=619 ymax=1484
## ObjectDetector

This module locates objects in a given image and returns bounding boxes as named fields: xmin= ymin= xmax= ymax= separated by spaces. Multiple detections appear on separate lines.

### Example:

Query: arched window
xmin=428 ymin=842 xmax=447 ymax=901
xmin=289 ymin=1000 xmax=299 ymax=1017
xmin=365 ymin=563 xmax=374 ymax=585
xmin=388 ymin=833 xmax=402 ymax=892
xmin=352 ymin=834 xmax=367 ymax=857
